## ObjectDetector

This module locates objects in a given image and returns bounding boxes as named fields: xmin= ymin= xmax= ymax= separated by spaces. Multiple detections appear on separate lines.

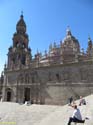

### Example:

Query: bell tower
xmin=7 ymin=13 xmax=32 ymax=70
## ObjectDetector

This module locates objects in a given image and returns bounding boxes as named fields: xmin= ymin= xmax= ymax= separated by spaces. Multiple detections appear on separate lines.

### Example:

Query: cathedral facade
xmin=0 ymin=14 xmax=93 ymax=105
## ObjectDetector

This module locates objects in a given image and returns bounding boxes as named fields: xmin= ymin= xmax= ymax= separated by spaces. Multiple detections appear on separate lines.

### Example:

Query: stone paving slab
xmin=0 ymin=95 xmax=92 ymax=125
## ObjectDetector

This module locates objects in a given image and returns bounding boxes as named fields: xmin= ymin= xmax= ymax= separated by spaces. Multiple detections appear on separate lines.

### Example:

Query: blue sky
xmin=0 ymin=0 xmax=93 ymax=73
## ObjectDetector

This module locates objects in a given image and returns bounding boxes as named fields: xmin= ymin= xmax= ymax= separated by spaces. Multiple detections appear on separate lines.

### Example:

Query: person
xmin=68 ymin=96 xmax=73 ymax=106
xmin=67 ymin=105 xmax=85 ymax=125
xmin=79 ymin=96 xmax=86 ymax=106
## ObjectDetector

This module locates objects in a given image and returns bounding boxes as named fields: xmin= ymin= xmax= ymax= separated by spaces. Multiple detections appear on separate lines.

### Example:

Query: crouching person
xmin=67 ymin=105 xmax=85 ymax=125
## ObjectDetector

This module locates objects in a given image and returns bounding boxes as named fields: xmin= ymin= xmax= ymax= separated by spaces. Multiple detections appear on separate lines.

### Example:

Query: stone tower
xmin=2 ymin=14 xmax=32 ymax=103
xmin=7 ymin=14 xmax=32 ymax=70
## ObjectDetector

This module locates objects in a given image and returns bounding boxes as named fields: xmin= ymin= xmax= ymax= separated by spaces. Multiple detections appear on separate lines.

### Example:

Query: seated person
xmin=67 ymin=105 xmax=85 ymax=125
xmin=79 ymin=96 xmax=86 ymax=106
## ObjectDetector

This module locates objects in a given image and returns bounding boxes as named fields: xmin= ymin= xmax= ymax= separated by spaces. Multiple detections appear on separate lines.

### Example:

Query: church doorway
xmin=6 ymin=91 xmax=12 ymax=102
xmin=5 ymin=88 xmax=13 ymax=102
xmin=24 ymin=88 xmax=30 ymax=102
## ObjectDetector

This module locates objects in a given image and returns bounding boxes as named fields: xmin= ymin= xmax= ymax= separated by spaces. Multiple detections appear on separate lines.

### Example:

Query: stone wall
xmin=44 ymin=84 xmax=93 ymax=105
xmin=2 ymin=61 xmax=93 ymax=105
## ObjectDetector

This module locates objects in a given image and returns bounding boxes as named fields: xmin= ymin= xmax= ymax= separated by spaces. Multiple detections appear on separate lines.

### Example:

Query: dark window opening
xmin=21 ymin=55 xmax=26 ymax=65
xmin=56 ymin=73 xmax=60 ymax=81
xmin=12 ymin=57 xmax=15 ymax=64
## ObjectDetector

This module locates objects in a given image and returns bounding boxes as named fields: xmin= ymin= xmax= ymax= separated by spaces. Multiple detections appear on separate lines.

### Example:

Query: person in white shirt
xmin=67 ymin=105 xmax=85 ymax=125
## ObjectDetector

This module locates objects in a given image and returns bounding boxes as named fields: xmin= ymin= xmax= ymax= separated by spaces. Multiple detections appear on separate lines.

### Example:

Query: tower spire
xmin=20 ymin=11 xmax=23 ymax=19
xmin=21 ymin=11 xmax=23 ymax=15
xmin=66 ymin=26 xmax=72 ymax=36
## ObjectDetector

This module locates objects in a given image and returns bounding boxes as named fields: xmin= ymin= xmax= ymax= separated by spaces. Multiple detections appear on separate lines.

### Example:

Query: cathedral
xmin=0 ymin=14 xmax=93 ymax=105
